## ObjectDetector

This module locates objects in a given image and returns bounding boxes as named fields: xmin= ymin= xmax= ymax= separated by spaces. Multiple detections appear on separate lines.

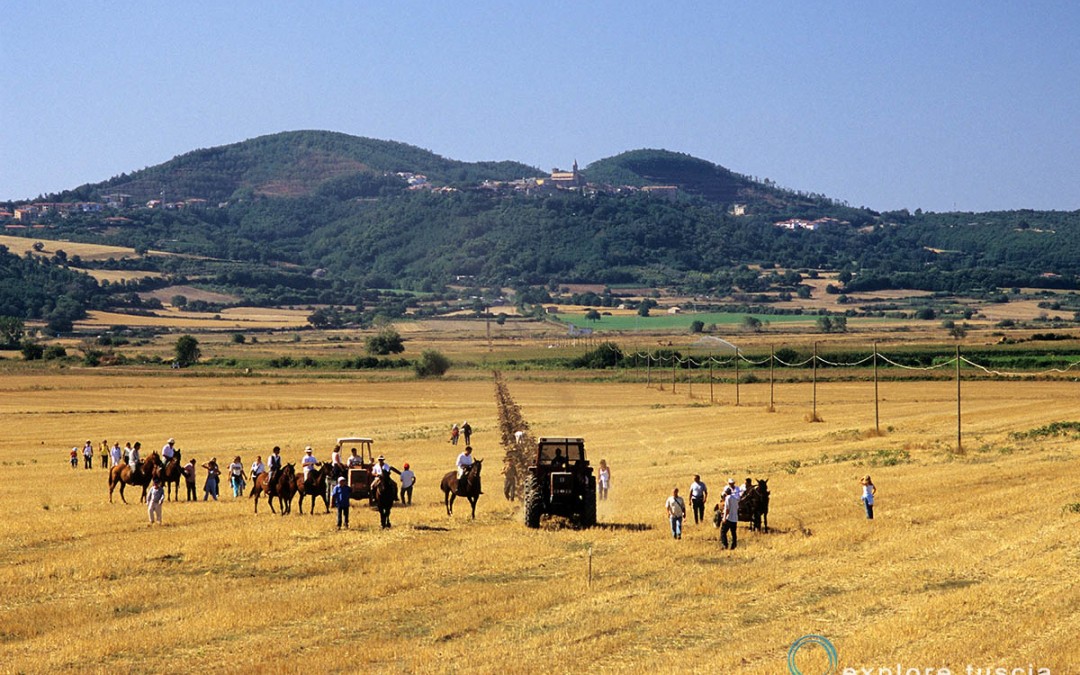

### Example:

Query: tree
xmin=367 ymin=327 xmax=405 ymax=355
xmin=949 ymin=324 xmax=968 ymax=340
xmin=689 ymin=319 xmax=705 ymax=333
xmin=585 ymin=308 xmax=601 ymax=322
xmin=0 ymin=316 xmax=24 ymax=348
xmin=31 ymin=241 xmax=44 ymax=252
xmin=742 ymin=316 xmax=763 ymax=332
xmin=171 ymin=295 xmax=188 ymax=308
xmin=414 ymin=349 xmax=450 ymax=378
xmin=232 ymin=333 xmax=246 ymax=344
xmin=174 ymin=335 xmax=201 ymax=367
xmin=816 ymin=316 xmax=834 ymax=333
xmin=21 ymin=340 xmax=44 ymax=361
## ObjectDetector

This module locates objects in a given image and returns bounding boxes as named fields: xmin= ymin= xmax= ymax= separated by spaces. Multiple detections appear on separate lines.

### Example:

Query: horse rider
xmin=330 ymin=444 xmax=347 ymax=480
xmin=161 ymin=438 xmax=177 ymax=466
xmin=370 ymin=455 xmax=400 ymax=492
xmin=455 ymin=446 xmax=474 ymax=495
xmin=129 ymin=442 xmax=141 ymax=469
xmin=266 ymin=446 xmax=283 ymax=491
xmin=250 ymin=455 xmax=265 ymax=484
xmin=743 ymin=477 xmax=754 ymax=498
xmin=301 ymin=446 xmax=318 ymax=480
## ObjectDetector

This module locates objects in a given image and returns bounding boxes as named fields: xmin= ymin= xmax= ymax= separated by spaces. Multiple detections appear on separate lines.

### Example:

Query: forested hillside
xmin=6 ymin=130 xmax=1080 ymax=319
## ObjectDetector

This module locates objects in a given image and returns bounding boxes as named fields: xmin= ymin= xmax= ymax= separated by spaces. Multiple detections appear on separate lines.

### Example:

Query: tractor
xmin=522 ymin=437 xmax=596 ymax=528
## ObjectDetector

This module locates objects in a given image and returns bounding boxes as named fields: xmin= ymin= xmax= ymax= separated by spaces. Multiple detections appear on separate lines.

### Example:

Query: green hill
xmin=61 ymin=131 xmax=544 ymax=203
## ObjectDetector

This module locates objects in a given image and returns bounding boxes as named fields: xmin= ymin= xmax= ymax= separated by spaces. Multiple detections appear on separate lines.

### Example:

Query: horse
xmin=738 ymin=478 xmax=770 ymax=532
xmin=373 ymin=474 xmax=396 ymax=529
xmin=440 ymin=459 xmax=483 ymax=519
xmin=295 ymin=462 xmax=332 ymax=515
xmin=250 ymin=463 xmax=296 ymax=515
xmin=161 ymin=451 xmax=183 ymax=501
xmin=108 ymin=453 xmax=160 ymax=504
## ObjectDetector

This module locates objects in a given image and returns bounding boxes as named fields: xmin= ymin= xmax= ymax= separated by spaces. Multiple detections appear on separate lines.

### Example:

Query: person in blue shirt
xmin=331 ymin=477 xmax=352 ymax=529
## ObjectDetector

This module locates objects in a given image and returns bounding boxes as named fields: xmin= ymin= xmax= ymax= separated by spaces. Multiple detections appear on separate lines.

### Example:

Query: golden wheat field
xmin=1 ymin=369 xmax=1077 ymax=674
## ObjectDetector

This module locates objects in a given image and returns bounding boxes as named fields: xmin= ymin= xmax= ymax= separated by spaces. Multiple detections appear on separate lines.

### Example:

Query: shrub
xmin=366 ymin=327 xmax=405 ymax=355
xmin=414 ymin=350 xmax=450 ymax=378
xmin=21 ymin=341 xmax=44 ymax=361
xmin=571 ymin=342 xmax=624 ymax=369
xmin=43 ymin=345 xmax=67 ymax=360
xmin=174 ymin=335 xmax=201 ymax=367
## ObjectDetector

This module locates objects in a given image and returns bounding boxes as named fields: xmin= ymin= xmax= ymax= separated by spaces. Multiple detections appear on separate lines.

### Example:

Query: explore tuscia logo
xmin=787 ymin=635 xmax=1053 ymax=675
xmin=788 ymin=635 xmax=839 ymax=675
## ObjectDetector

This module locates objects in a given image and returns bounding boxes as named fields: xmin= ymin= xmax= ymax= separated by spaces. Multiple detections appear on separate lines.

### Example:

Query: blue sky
xmin=2 ymin=1 xmax=1079 ymax=212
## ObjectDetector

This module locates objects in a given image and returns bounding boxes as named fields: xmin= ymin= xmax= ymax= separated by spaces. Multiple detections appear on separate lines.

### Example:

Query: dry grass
xmin=0 ymin=372 xmax=1076 ymax=673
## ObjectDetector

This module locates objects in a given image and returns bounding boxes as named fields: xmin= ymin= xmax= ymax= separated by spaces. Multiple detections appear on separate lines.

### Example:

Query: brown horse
xmin=108 ymin=453 xmax=160 ymax=504
xmin=440 ymin=459 xmax=483 ymax=519
xmin=373 ymin=474 xmax=396 ymax=529
xmin=295 ymin=462 xmax=331 ymax=515
xmin=251 ymin=463 xmax=296 ymax=515
xmin=738 ymin=478 xmax=770 ymax=532
xmin=161 ymin=451 xmax=183 ymax=501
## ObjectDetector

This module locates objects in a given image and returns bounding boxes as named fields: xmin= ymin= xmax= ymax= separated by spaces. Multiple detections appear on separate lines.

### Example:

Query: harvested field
xmin=0 ymin=372 xmax=1076 ymax=673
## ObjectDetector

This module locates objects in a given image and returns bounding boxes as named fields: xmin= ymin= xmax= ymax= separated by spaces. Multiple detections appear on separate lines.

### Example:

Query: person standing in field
xmin=450 ymin=424 xmax=460 ymax=446
xmin=665 ymin=487 xmax=686 ymax=540
xmin=720 ymin=486 xmax=740 ymax=550
xmin=461 ymin=421 xmax=472 ymax=446
xmin=82 ymin=440 xmax=93 ymax=469
xmin=399 ymin=463 xmax=415 ymax=505
xmin=331 ymin=477 xmax=351 ymax=529
xmin=597 ymin=459 xmax=611 ymax=500
xmin=147 ymin=479 xmax=165 ymax=525
xmin=689 ymin=475 xmax=708 ymax=524
xmin=70 ymin=446 xmax=78 ymax=469
xmin=183 ymin=457 xmax=197 ymax=501
xmin=110 ymin=441 xmax=122 ymax=468
xmin=227 ymin=456 xmax=245 ymax=497
xmin=861 ymin=475 xmax=877 ymax=519
xmin=99 ymin=440 xmax=108 ymax=469
xmin=202 ymin=458 xmax=220 ymax=501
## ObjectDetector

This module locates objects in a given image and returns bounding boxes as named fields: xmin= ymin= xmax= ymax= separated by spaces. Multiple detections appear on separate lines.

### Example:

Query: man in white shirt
xmin=301 ymin=447 xmax=318 ymax=478
xmin=721 ymin=487 xmax=740 ymax=550
xmin=161 ymin=438 xmax=176 ymax=464
xmin=665 ymin=487 xmax=686 ymax=540
xmin=109 ymin=442 xmax=123 ymax=467
xmin=688 ymin=475 xmax=708 ymax=524
xmin=347 ymin=448 xmax=364 ymax=468
xmin=456 ymin=446 xmax=474 ymax=479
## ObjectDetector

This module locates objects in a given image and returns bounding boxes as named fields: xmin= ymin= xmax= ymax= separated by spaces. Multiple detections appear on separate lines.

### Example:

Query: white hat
xmin=337 ymin=477 xmax=346 ymax=483
xmin=167 ymin=438 xmax=175 ymax=444
xmin=727 ymin=478 xmax=735 ymax=485
xmin=377 ymin=455 xmax=385 ymax=461
xmin=305 ymin=446 xmax=313 ymax=453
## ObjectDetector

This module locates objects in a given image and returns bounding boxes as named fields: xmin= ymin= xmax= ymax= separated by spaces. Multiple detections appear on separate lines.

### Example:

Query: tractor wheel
xmin=523 ymin=475 xmax=543 ymax=528
xmin=579 ymin=489 xmax=597 ymax=528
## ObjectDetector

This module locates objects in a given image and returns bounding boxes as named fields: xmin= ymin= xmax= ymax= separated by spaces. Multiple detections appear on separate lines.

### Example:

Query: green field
xmin=559 ymin=311 xmax=825 ymax=331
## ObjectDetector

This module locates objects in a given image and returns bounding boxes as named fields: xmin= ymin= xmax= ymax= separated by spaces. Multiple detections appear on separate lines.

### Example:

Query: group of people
xmin=70 ymin=439 xmax=148 ymax=470
xmin=665 ymin=475 xmax=748 ymax=548
xmin=449 ymin=421 xmax=472 ymax=446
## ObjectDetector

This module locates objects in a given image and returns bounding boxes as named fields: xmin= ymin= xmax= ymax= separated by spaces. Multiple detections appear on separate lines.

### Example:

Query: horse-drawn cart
xmin=339 ymin=437 xmax=376 ymax=501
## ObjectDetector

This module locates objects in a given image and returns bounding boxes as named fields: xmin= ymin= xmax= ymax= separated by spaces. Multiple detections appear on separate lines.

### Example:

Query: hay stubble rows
xmin=0 ymin=372 xmax=1077 ymax=673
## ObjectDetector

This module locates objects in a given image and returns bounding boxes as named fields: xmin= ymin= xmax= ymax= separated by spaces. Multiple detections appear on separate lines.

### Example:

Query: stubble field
xmin=0 ymin=369 xmax=1077 ymax=674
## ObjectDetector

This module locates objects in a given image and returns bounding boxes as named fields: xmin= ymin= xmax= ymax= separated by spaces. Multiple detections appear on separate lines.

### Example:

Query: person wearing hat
xmin=331 ymin=476 xmax=352 ymax=529
xmin=147 ymin=478 xmax=166 ymax=525
xmin=301 ymin=446 xmax=318 ymax=480
xmin=267 ymin=446 xmax=283 ymax=491
xmin=399 ymin=462 xmax=416 ymax=505
xmin=161 ymin=438 xmax=176 ymax=464
xmin=726 ymin=478 xmax=739 ymax=498
xmin=109 ymin=440 xmax=123 ymax=468
xmin=860 ymin=475 xmax=877 ymax=519
xmin=720 ymin=486 xmax=740 ymax=550
xmin=688 ymin=475 xmax=709 ymax=525
xmin=371 ymin=455 xmax=400 ymax=493
xmin=82 ymin=439 xmax=94 ymax=470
